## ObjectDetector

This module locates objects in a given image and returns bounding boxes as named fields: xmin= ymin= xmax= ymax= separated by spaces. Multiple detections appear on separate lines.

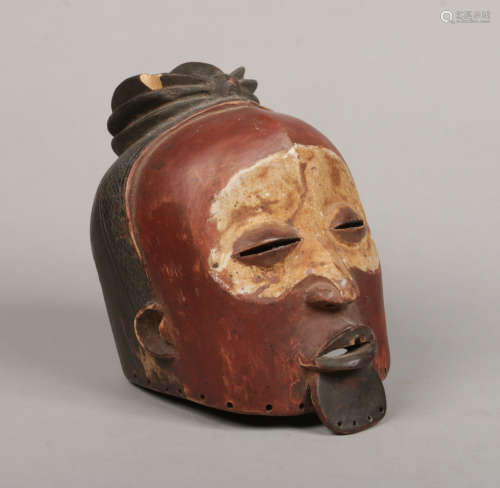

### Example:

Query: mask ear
xmin=134 ymin=304 xmax=176 ymax=359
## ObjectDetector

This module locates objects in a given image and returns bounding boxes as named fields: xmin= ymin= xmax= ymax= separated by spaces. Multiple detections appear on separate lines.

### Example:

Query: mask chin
xmin=308 ymin=365 xmax=386 ymax=434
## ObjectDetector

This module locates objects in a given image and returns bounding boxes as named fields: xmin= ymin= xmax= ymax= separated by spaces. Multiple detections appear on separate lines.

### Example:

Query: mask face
xmin=126 ymin=103 xmax=390 ymax=434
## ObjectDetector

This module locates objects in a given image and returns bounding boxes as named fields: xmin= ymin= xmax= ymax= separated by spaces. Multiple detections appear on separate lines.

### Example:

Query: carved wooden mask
xmin=92 ymin=63 xmax=390 ymax=434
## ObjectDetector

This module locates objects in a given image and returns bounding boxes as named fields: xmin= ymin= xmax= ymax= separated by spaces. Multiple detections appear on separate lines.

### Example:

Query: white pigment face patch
xmin=208 ymin=144 xmax=379 ymax=299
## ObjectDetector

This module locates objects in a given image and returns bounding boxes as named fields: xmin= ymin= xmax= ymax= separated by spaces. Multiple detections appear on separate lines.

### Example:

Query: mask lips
xmin=300 ymin=325 xmax=376 ymax=373
xmin=315 ymin=342 xmax=375 ymax=371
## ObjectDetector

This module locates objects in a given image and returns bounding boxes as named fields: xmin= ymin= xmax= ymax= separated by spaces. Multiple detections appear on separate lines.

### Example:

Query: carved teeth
xmin=318 ymin=326 xmax=374 ymax=358
xmin=321 ymin=339 xmax=366 ymax=359
xmin=315 ymin=342 xmax=376 ymax=372
xmin=323 ymin=348 xmax=348 ymax=359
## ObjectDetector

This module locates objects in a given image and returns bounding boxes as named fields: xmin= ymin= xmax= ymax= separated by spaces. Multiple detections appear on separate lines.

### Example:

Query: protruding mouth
xmin=300 ymin=326 xmax=376 ymax=373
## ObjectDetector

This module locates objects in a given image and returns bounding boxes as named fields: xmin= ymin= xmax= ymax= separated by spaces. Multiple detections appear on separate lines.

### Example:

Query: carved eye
xmin=233 ymin=223 xmax=301 ymax=266
xmin=334 ymin=219 xmax=364 ymax=230
xmin=330 ymin=206 xmax=366 ymax=243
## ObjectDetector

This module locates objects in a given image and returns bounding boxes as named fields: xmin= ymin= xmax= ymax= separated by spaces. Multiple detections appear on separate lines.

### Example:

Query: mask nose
xmin=305 ymin=278 xmax=359 ymax=310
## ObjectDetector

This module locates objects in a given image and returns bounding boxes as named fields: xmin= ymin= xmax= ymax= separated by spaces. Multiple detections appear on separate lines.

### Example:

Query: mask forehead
xmin=208 ymin=144 xmax=379 ymax=299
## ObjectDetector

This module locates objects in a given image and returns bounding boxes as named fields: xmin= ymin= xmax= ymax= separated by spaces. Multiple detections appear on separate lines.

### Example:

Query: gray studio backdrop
xmin=1 ymin=1 xmax=499 ymax=487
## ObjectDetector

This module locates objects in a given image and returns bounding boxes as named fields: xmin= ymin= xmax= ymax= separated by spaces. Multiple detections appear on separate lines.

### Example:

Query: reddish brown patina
xmin=91 ymin=63 xmax=390 ymax=435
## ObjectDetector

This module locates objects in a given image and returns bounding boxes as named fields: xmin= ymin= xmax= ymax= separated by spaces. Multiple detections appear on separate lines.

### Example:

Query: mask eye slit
xmin=238 ymin=237 xmax=301 ymax=257
xmin=330 ymin=206 xmax=366 ymax=243
xmin=334 ymin=219 xmax=364 ymax=230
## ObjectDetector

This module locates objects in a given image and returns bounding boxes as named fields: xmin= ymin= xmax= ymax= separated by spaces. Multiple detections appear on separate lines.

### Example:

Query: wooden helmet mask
xmin=91 ymin=62 xmax=390 ymax=434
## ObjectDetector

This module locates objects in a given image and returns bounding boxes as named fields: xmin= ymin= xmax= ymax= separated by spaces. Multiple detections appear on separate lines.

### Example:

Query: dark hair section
xmin=108 ymin=62 xmax=259 ymax=155
xmin=91 ymin=139 xmax=156 ymax=380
